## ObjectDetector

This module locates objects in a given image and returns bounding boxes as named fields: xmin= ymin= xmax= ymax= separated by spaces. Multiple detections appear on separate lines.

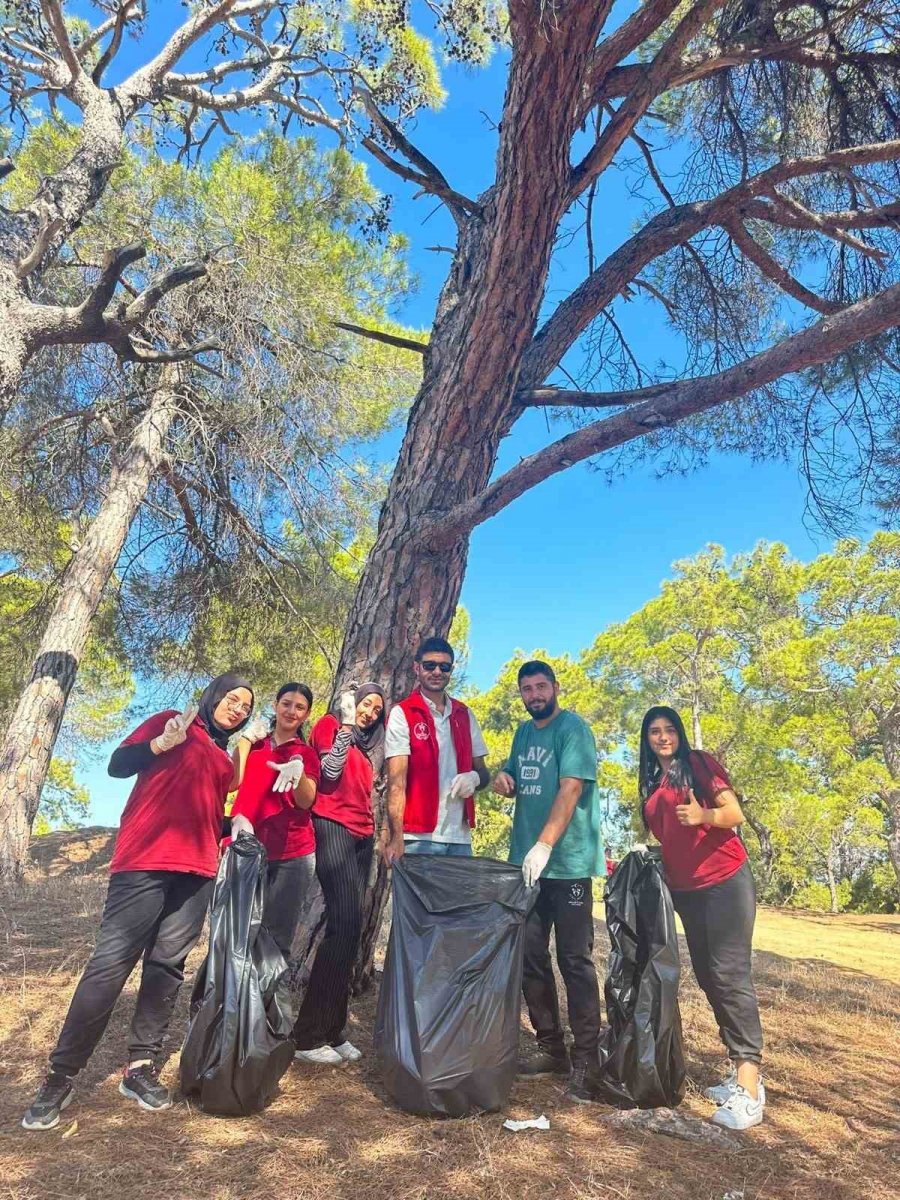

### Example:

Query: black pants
xmin=672 ymin=861 xmax=764 ymax=1064
xmin=265 ymin=854 xmax=316 ymax=960
xmin=292 ymin=816 xmax=373 ymax=1048
xmin=522 ymin=876 xmax=601 ymax=1062
xmin=50 ymin=870 xmax=212 ymax=1077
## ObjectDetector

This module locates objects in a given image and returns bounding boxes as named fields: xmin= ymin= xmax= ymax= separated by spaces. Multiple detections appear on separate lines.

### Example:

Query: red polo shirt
xmin=230 ymin=736 xmax=321 ymax=861
xmin=644 ymin=750 xmax=747 ymax=892
xmin=309 ymin=714 xmax=375 ymax=838
xmin=109 ymin=710 xmax=234 ymax=878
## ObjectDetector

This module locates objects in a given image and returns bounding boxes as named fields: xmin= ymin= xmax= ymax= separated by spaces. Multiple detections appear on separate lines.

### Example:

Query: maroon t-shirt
xmin=230 ymin=737 xmax=321 ymax=860
xmin=644 ymin=750 xmax=747 ymax=892
xmin=309 ymin=714 xmax=375 ymax=838
xmin=109 ymin=711 xmax=234 ymax=878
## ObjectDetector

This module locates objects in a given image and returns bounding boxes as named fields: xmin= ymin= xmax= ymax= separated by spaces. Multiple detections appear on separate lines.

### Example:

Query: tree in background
xmin=0 ymin=486 xmax=133 ymax=830
xmin=0 ymin=129 xmax=419 ymax=875
xmin=465 ymin=537 xmax=898 ymax=911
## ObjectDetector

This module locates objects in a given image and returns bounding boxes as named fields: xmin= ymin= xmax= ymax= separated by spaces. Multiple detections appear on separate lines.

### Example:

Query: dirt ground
xmin=1 ymin=861 xmax=899 ymax=1200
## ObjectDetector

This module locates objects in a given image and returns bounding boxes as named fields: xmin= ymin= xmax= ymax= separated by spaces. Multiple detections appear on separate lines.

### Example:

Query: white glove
xmin=268 ymin=756 xmax=305 ymax=793
xmin=338 ymin=688 xmax=357 ymax=726
xmin=448 ymin=770 xmax=480 ymax=801
xmin=522 ymin=841 xmax=553 ymax=887
xmin=242 ymin=716 xmax=270 ymax=743
xmin=230 ymin=813 xmax=254 ymax=839
xmin=630 ymin=842 xmax=648 ymax=854
xmin=154 ymin=703 xmax=198 ymax=753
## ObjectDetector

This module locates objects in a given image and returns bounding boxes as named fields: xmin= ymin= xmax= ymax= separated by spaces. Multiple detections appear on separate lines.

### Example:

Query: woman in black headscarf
xmin=22 ymin=673 xmax=254 ymax=1132
xmin=292 ymin=681 xmax=387 ymax=1065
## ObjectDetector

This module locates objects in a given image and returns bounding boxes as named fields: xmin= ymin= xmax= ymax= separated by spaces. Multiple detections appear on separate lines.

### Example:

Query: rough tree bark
xmin=879 ymin=712 xmax=900 ymax=901
xmin=0 ymin=372 xmax=183 ymax=877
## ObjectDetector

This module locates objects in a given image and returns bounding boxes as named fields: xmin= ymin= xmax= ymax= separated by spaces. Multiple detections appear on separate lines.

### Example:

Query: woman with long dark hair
xmin=229 ymin=682 xmax=321 ymax=959
xmin=638 ymin=705 xmax=765 ymax=1131
xmin=292 ymin=681 xmax=387 ymax=1065
xmin=23 ymin=673 xmax=255 ymax=1131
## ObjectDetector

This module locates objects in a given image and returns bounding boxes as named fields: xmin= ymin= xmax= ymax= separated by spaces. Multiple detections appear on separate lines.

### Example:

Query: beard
xmin=525 ymin=699 xmax=556 ymax=721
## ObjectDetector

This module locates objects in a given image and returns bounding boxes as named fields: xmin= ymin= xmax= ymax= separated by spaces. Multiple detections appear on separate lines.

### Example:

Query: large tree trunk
xmin=0 ymin=375 xmax=181 ymax=878
xmin=334 ymin=1 xmax=608 ymax=963
xmin=879 ymin=713 xmax=900 ymax=902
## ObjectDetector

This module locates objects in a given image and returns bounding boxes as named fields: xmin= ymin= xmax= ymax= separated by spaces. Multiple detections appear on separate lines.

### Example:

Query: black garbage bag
xmin=180 ymin=834 xmax=295 ymax=1115
xmin=375 ymin=855 xmax=536 ymax=1117
xmin=597 ymin=847 xmax=687 ymax=1109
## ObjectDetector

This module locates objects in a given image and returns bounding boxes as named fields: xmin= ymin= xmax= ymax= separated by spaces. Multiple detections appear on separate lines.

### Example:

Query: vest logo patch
xmin=412 ymin=721 xmax=430 ymax=741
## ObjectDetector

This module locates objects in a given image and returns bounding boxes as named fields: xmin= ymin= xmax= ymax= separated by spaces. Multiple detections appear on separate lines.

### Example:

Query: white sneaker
xmin=709 ymin=1084 xmax=765 ymax=1130
xmin=294 ymin=1045 xmax=345 ymax=1066
xmin=331 ymin=1040 xmax=362 ymax=1062
xmin=705 ymin=1070 xmax=766 ymax=1107
xmin=704 ymin=1067 xmax=737 ymax=1104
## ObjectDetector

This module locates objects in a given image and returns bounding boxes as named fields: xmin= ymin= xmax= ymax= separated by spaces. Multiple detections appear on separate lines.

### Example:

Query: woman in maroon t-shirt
xmin=292 ymin=681 xmax=386 ymax=1065
xmin=639 ymin=705 xmax=765 ymax=1132
xmin=23 ymin=673 xmax=255 ymax=1131
xmin=230 ymin=681 xmax=321 ymax=960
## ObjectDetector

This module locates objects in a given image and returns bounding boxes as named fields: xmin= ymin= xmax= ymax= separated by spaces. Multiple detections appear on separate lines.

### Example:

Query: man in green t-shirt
xmin=493 ymin=659 xmax=603 ymax=1103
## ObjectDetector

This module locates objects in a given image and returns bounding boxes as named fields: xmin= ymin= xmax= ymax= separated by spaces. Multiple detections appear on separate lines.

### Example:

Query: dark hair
xmin=415 ymin=636 xmax=454 ymax=663
xmin=517 ymin=659 xmax=556 ymax=684
xmin=276 ymin=681 xmax=313 ymax=707
xmin=638 ymin=706 xmax=694 ymax=828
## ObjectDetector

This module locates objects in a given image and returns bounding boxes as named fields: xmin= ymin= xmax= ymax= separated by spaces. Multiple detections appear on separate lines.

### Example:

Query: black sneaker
xmin=516 ymin=1048 xmax=570 ymax=1077
xmin=118 ymin=1063 xmax=173 ymax=1111
xmin=564 ymin=1059 xmax=603 ymax=1104
xmin=22 ymin=1071 xmax=74 ymax=1131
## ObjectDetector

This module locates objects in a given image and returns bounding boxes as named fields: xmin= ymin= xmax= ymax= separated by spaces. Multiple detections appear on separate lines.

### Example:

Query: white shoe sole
xmin=118 ymin=1079 xmax=173 ymax=1111
xmin=22 ymin=1090 xmax=73 ymax=1131
xmin=293 ymin=1050 xmax=346 ymax=1066
xmin=710 ymin=1110 xmax=764 ymax=1130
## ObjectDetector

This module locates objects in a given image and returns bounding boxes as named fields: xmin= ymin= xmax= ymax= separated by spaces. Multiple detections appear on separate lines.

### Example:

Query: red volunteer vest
xmin=398 ymin=691 xmax=476 ymax=833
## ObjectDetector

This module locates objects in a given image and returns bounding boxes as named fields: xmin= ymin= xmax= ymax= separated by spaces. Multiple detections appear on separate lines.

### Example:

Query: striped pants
xmin=292 ymin=816 xmax=373 ymax=1048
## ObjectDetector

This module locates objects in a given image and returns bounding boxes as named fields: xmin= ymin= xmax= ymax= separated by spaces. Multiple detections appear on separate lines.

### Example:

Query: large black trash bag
xmin=597 ymin=848 xmax=687 ymax=1109
xmin=375 ymin=855 xmax=536 ymax=1117
xmin=180 ymin=834 xmax=295 ymax=1115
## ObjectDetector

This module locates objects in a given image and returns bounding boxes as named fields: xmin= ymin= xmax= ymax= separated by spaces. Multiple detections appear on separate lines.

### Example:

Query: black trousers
xmin=672 ymin=861 xmax=764 ymax=1064
xmin=265 ymin=854 xmax=316 ymax=959
xmin=522 ymin=876 xmax=602 ymax=1062
xmin=292 ymin=816 xmax=373 ymax=1048
xmin=50 ymin=870 xmax=212 ymax=1077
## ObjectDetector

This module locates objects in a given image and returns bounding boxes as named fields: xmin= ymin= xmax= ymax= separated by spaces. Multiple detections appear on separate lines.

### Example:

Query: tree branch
xmin=91 ymin=0 xmax=141 ymax=84
xmin=76 ymin=242 xmax=147 ymax=321
xmin=523 ymin=139 xmax=900 ymax=389
xmin=356 ymin=88 xmax=480 ymax=226
xmin=333 ymin=320 xmax=427 ymax=355
xmin=39 ymin=0 xmax=86 ymax=83
xmin=727 ymin=221 xmax=840 ymax=315
xmin=515 ymin=384 xmax=674 ymax=408
xmin=431 ymin=282 xmax=900 ymax=548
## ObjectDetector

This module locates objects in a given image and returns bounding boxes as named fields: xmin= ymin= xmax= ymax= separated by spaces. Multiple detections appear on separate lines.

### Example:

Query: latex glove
xmin=522 ymin=841 xmax=553 ymax=887
xmin=448 ymin=770 xmax=480 ymax=801
xmin=154 ymin=703 xmax=198 ymax=753
xmin=242 ymin=716 xmax=270 ymax=743
xmin=337 ymin=688 xmax=358 ymax=726
xmin=630 ymin=842 xmax=648 ymax=854
xmin=492 ymin=771 xmax=516 ymax=797
xmin=230 ymin=813 xmax=254 ymax=839
xmin=268 ymin=756 xmax=305 ymax=793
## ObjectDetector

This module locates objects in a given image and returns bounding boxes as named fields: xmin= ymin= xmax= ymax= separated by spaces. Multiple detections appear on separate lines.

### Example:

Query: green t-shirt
xmin=506 ymin=709 xmax=602 ymax=880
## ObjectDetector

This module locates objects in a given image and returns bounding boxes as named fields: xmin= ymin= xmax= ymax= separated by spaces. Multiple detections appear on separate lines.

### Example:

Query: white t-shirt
xmin=385 ymin=693 xmax=488 ymax=844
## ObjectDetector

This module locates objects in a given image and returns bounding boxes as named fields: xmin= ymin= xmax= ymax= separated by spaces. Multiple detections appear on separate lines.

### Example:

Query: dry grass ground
xmin=1 ymin=863 xmax=898 ymax=1200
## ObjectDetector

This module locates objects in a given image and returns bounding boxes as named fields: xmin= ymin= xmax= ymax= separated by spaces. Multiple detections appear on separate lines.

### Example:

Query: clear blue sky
xmin=67 ymin=7 xmax=871 ymax=824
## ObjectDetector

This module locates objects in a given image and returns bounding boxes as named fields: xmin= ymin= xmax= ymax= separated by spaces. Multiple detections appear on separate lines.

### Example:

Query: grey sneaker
xmin=516 ymin=1048 xmax=570 ymax=1077
xmin=119 ymin=1063 xmax=173 ymax=1111
xmin=710 ymin=1083 xmax=765 ymax=1130
xmin=22 ymin=1072 xmax=74 ymax=1131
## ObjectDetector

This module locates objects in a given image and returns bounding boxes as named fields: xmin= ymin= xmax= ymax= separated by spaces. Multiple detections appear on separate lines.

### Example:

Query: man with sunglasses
xmin=382 ymin=637 xmax=489 ymax=860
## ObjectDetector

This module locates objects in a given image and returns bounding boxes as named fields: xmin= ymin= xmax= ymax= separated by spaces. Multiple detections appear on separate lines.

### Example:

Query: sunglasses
xmin=420 ymin=660 xmax=453 ymax=674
